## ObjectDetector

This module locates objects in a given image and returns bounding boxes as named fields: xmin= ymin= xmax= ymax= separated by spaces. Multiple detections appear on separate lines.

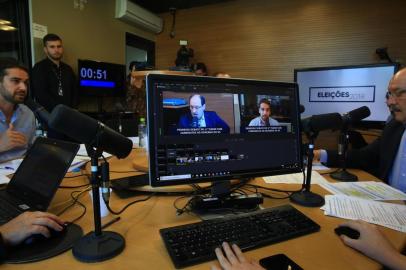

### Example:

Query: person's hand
xmin=0 ymin=211 xmax=65 ymax=246
xmin=338 ymin=220 xmax=401 ymax=267
xmin=313 ymin=150 xmax=322 ymax=163
xmin=211 ymin=242 xmax=265 ymax=270
xmin=0 ymin=123 xmax=27 ymax=152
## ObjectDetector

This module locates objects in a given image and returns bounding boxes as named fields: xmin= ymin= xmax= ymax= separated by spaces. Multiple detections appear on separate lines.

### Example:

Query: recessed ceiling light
xmin=0 ymin=25 xmax=17 ymax=31
xmin=0 ymin=19 xmax=12 ymax=25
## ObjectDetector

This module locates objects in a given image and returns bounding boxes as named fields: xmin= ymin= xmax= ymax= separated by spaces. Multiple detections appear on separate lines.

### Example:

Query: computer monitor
xmin=146 ymin=74 xmax=302 ymax=188
xmin=295 ymin=63 xmax=399 ymax=128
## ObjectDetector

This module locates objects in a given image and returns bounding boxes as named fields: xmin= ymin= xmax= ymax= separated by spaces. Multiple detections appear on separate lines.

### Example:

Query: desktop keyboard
xmin=160 ymin=204 xmax=320 ymax=268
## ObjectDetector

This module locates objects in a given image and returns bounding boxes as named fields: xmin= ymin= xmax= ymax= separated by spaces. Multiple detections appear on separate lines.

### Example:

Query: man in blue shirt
xmin=315 ymin=68 xmax=406 ymax=191
xmin=178 ymin=94 xmax=230 ymax=133
xmin=0 ymin=58 xmax=36 ymax=162
xmin=248 ymin=98 xmax=280 ymax=127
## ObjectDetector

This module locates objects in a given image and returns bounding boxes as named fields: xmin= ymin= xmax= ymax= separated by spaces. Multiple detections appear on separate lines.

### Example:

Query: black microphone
xmin=301 ymin=113 xmax=343 ymax=133
xmin=299 ymin=104 xmax=305 ymax=114
xmin=25 ymin=98 xmax=50 ymax=127
xmin=48 ymin=104 xmax=132 ymax=159
xmin=191 ymin=117 xmax=199 ymax=128
xmin=342 ymin=106 xmax=371 ymax=127
xmin=101 ymin=162 xmax=110 ymax=204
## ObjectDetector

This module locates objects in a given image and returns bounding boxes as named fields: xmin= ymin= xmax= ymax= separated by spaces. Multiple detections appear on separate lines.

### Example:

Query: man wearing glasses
xmin=177 ymin=94 xmax=230 ymax=133
xmin=315 ymin=68 xmax=406 ymax=191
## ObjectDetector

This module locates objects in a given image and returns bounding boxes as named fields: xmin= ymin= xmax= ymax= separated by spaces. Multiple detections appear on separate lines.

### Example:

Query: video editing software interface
xmin=148 ymin=75 xmax=302 ymax=186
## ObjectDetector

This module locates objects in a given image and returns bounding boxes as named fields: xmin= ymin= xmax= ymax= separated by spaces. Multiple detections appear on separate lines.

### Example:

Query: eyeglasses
xmin=190 ymin=105 xmax=203 ymax=110
xmin=386 ymin=89 xmax=406 ymax=100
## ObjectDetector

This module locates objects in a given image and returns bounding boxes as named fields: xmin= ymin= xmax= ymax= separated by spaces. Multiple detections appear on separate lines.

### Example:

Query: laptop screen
xmin=7 ymin=137 xmax=79 ymax=209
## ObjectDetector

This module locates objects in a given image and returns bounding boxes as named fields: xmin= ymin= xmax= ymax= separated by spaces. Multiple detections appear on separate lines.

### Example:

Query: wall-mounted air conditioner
xmin=115 ymin=0 xmax=163 ymax=34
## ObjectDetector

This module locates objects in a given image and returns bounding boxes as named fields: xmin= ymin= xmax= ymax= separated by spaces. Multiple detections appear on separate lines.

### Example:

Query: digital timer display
xmin=78 ymin=59 xmax=125 ymax=97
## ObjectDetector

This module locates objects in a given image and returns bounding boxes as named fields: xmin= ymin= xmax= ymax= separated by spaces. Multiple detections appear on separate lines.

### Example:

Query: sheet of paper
xmin=0 ymin=159 xmax=23 ymax=176
xmin=263 ymin=170 xmax=329 ymax=184
xmin=68 ymin=156 xmax=91 ymax=172
xmin=323 ymin=195 xmax=406 ymax=232
xmin=320 ymin=181 xmax=406 ymax=200
xmin=77 ymin=144 xmax=112 ymax=158
xmin=0 ymin=174 xmax=10 ymax=185
xmin=312 ymin=162 xmax=330 ymax=171
xmin=128 ymin=137 xmax=139 ymax=148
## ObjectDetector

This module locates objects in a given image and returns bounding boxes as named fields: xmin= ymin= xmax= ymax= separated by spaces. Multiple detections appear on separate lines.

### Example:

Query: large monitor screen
xmin=295 ymin=63 xmax=398 ymax=127
xmin=147 ymin=75 xmax=302 ymax=187
xmin=78 ymin=59 xmax=126 ymax=97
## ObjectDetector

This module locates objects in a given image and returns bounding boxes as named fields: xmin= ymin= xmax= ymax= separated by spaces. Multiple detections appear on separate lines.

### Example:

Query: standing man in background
xmin=31 ymin=33 xmax=77 ymax=139
xmin=0 ymin=58 xmax=35 ymax=162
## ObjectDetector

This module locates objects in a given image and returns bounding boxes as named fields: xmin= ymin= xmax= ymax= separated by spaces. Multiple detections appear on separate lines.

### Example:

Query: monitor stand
xmin=190 ymin=180 xmax=263 ymax=220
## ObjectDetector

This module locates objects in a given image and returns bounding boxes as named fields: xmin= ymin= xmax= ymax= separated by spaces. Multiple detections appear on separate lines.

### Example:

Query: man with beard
xmin=31 ymin=34 xmax=77 ymax=139
xmin=0 ymin=58 xmax=35 ymax=162
xmin=315 ymin=68 xmax=406 ymax=192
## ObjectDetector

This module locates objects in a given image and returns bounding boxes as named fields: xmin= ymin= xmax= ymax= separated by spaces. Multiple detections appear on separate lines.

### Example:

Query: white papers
xmin=320 ymin=181 xmax=406 ymax=201
xmin=323 ymin=195 xmax=406 ymax=232
xmin=68 ymin=156 xmax=91 ymax=172
xmin=263 ymin=170 xmax=329 ymax=184
xmin=77 ymin=144 xmax=112 ymax=158
xmin=0 ymin=159 xmax=23 ymax=176
xmin=128 ymin=137 xmax=139 ymax=148
xmin=0 ymin=174 xmax=10 ymax=185
xmin=312 ymin=162 xmax=330 ymax=171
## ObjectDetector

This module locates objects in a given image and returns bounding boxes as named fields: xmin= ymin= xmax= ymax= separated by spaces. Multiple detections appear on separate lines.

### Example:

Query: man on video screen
xmin=178 ymin=94 xmax=230 ymax=133
xmin=249 ymin=98 xmax=279 ymax=126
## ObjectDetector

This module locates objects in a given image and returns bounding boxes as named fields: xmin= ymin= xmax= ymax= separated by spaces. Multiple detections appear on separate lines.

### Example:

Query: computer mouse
xmin=24 ymin=223 xmax=68 ymax=245
xmin=334 ymin=226 xmax=360 ymax=239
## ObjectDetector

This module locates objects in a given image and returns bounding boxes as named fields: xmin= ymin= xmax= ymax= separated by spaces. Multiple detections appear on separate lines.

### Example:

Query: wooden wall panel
xmin=155 ymin=0 xmax=406 ymax=82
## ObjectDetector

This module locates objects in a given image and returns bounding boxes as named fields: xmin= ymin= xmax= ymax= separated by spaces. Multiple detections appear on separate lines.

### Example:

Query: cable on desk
xmin=56 ymin=187 xmax=90 ymax=220
xmin=105 ymin=193 xmax=156 ymax=215
xmin=59 ymin=183 xmax=91 ymax=189
xmin=63 ymin=173 xmax=89 ymax=179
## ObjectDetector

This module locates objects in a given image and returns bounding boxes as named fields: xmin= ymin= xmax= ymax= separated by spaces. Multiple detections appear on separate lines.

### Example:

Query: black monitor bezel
xmin=147 ymin=74 xmax=303 ymax=187
xmin=294 ymin=62 xmax=399 ymax=130
xmin=77 ymin=59 xmax=126 ymax=97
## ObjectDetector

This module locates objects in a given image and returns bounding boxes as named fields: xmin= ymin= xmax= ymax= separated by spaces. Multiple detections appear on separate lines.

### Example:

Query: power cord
xmin=105 ymin=193 xmax=156 ymax=215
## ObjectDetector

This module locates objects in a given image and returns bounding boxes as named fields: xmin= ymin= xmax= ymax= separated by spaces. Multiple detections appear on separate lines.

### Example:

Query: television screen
xmin=295 ymin=63 xmax=398 ymax=128
xmin=78 ymin=59 xmax=126 ymax=97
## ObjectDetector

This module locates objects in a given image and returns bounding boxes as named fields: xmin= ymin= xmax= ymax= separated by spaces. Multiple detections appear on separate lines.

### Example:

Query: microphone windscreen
xmin=25 ymin=98 xmax=51 ymax=125
xmin=310 ymin=113 xmax=343 ymax=132
xmin=299 ymin=104 xmax=305 ymax=114
xmin=345 ymin=106 xmax=371 ymax=124
xmin=49 ymin=105 xmax=98 ymax=144
xmin=191 ymin=117 xmax=199 ymax=128
xmin=49 ymin=105 xmax=132 ymax=158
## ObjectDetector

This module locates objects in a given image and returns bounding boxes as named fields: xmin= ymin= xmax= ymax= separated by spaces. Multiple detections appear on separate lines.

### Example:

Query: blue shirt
xmin=248 ymin=117 xmax=280 ymax=126
xmin=0 ymin=104 xmax=36 ymax=162
xmin=388 ymin=128 xmax=406 ymax=192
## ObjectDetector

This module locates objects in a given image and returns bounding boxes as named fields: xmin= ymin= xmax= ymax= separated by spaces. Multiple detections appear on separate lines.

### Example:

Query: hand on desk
xmin=339 ymin=220 xmax=406 ymax=270
xmin=211 ymin=242 xmax=265 ymax=270
xmin=0 ymin=211 xmax=65 ymax=246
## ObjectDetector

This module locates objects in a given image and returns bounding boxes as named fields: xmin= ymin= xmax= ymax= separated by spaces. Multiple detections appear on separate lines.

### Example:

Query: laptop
xmin=0 ymin=137 xmax=79 ymax=224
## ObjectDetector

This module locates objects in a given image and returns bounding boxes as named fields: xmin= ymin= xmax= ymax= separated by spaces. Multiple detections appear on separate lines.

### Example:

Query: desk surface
xmin=3 ymin=150 xmax=405 ymax=270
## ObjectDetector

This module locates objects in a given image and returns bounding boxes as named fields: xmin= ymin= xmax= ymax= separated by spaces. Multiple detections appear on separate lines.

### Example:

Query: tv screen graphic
xmin=295 ymin=63 xmax=398 ymax=127
xmin=78 ymin=59 xmax=126 ymax=97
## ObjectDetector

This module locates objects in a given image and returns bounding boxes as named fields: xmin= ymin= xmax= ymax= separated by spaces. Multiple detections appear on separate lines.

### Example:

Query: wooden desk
xmin=2 ymin=151 xmax=405 ymax=270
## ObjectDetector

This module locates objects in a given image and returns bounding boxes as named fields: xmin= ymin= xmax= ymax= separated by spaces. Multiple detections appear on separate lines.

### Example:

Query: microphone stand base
xmin=330 ymin=170 xmax=358 ymax=182
xmin=72 ymin=231 xmax=125 ymax=263
xmin=290 ymin=190 xmax=325 ymax=207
